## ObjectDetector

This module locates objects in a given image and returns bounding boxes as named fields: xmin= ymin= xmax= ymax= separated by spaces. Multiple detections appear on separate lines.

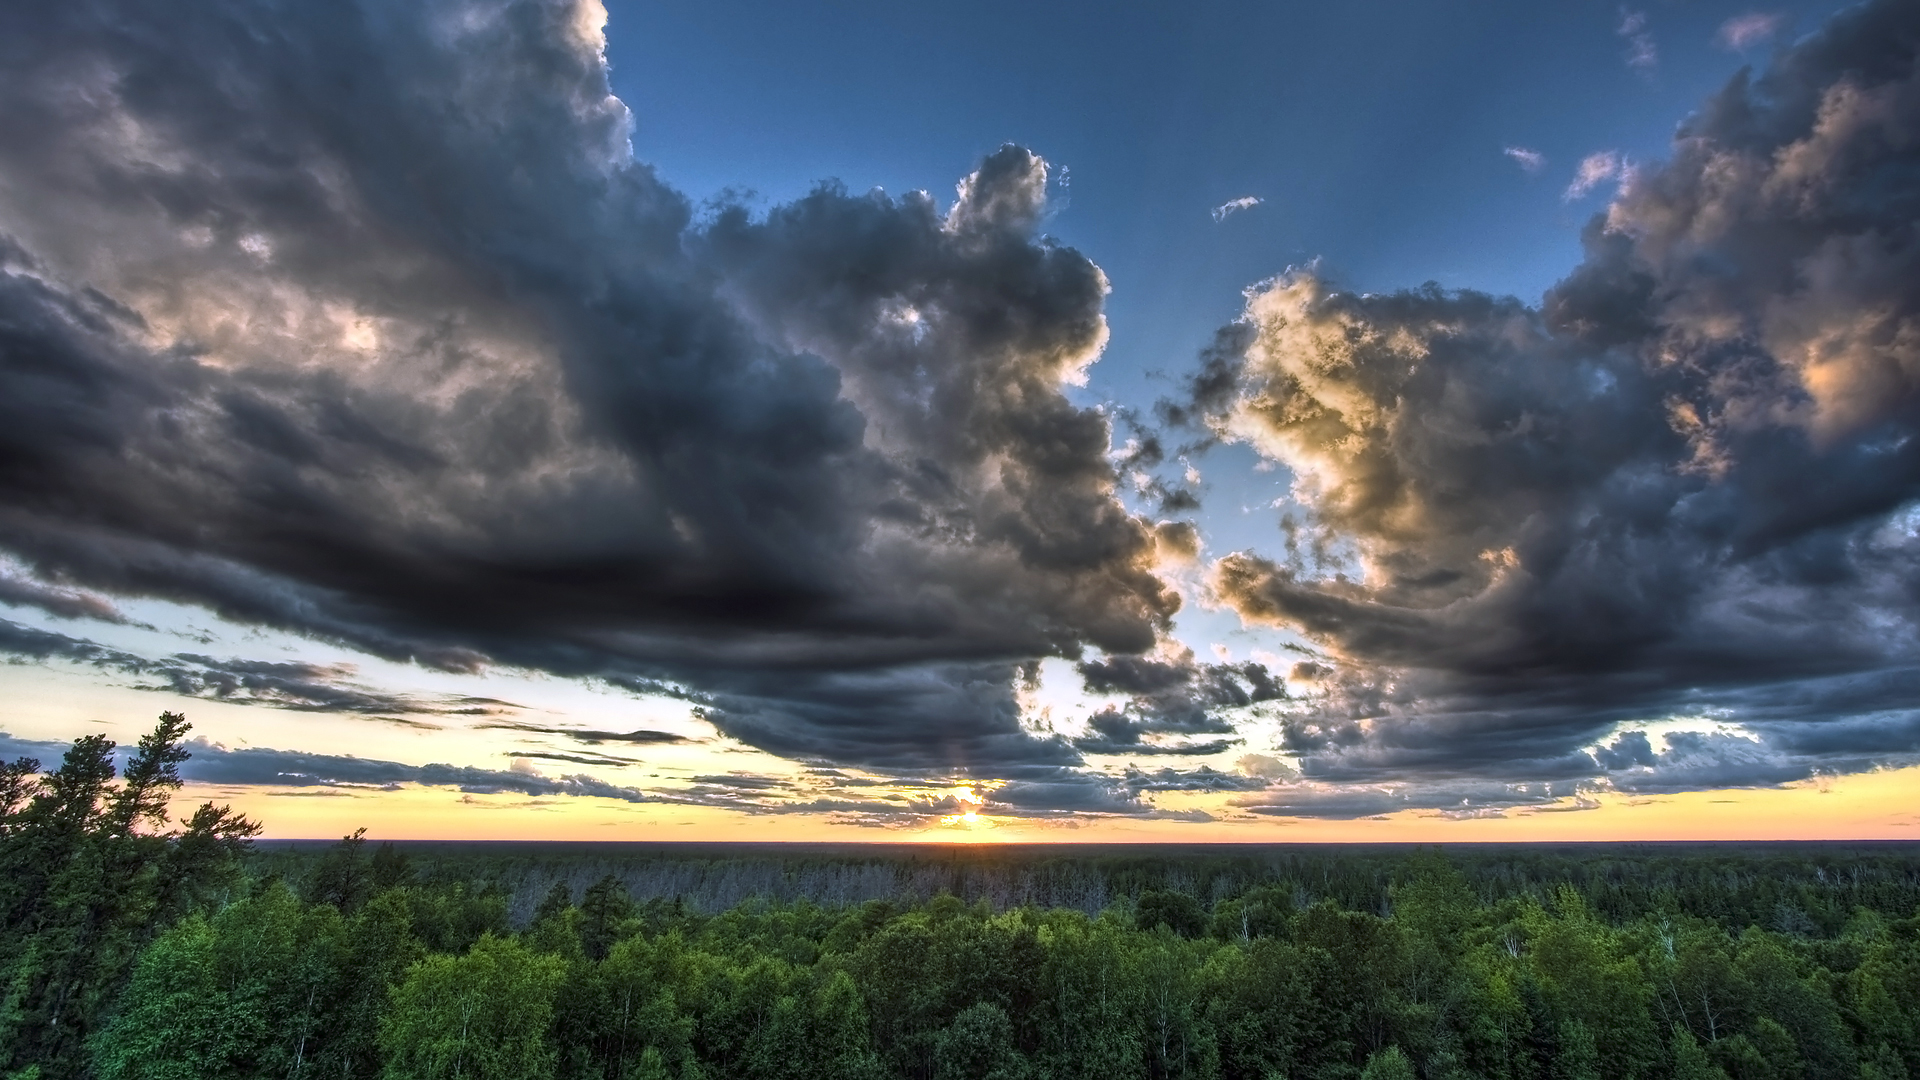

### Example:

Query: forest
xmin=4 ymin=716 xmax=1918 ymax=1080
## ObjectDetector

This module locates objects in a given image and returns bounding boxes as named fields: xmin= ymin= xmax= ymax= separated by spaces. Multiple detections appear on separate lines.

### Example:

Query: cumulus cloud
xmin=1503 ymin=147 xmax=1546 ymax=173
xmin=1591 ymin=728 xmax=1815 ymax=793
xmin=1718 ymin=13 xmax=1785 ymax=52
xmin=0 ymin=0 xmax=1188 ymax=806
xmin=1069 ymin=648 xmax=1282 ymax=755
xmin=1235 ymin=753 xmax=1298 ymax=780
xmin=1212 ymin=197 xmax=1264 ymax=222
xmin=1171 ymin=0 xmax=1920 ymax=812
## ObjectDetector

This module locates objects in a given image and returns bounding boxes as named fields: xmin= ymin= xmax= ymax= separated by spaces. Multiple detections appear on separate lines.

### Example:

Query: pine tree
xmin=0 ymin=714 xmax=258 ymax=1079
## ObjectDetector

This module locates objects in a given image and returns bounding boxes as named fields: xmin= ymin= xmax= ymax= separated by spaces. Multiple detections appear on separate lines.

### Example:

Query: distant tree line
xmin=251 ymin=836 xmax=1920 ymax=935
xmin=3 ymin=718 xmax=1919 ymax=1080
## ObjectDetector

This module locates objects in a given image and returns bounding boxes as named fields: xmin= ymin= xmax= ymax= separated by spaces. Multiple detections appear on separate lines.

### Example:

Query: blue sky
xmin=607 ymin=0 xmax=1839 ymax=375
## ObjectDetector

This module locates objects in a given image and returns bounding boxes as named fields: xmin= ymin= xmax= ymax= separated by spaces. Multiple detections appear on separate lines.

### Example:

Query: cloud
xmin=1717 ymin=13 xmax=1785 ymax=51
xmin=1592 ymin=729 xmax=1815 ymax=793
xmin=0 ymin=716 xmax=1217 ymax=823
xmin=0 ymin=618 xmax=505 ymax=719
xmin=1122 ymin=764 xmax=1265 ymax=793
xmin=1069 ymin=648 xmax=1281 ymax=755
xmin=0 ymin=565 xmax=129 ymax=624
xmin=0 ymin=730 xmax=90 ymax=768
xmin=0 ymin=618 xmax=143 ymax=668
xmin=477 ymin=720 xmax=690 ymax=745
xmin=1564 ymin=151 xmax=1627 ymax=200
xmin=1232 ymin=778 xmax=1580 ymax=820
xmin=1212 ymin=197 xmax=1264 ymax=222
xmin=1618 ymin=8 xmax=1658 ymax=72
xmin=508 ymin=750 xmax=641 ymax=768
xmin=0 ymin=0 xmax=1184 ymax=795
xmin=1170 ymin=0 xmax=1920 ymax=804
xmin=1503 ymin=147 xmax=1546 ymax=173
xmin=1235 ymin=752 xmax=1298 ymax=780
xmin=179 ymin=741 xmax=657 ymax=803
xmin=0 ymin=728 xmax=655 ymax=804
xmin=149 ymin=655 xmax=513 ymax=717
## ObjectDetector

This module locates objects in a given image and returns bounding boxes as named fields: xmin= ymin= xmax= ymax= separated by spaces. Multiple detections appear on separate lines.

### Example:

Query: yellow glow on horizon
xmin=15 ymin=650 xmax=1911 ymax=848
xmin=166 ymin=762 xmax=1920 ymax=845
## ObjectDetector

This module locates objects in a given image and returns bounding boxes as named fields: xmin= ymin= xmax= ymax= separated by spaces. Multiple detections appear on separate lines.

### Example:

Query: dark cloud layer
xmin=0 ymin=726 xmax=1201 ymax=823
xmin=0 ymin=568 xmax=129 ymax=624
xmin=1069 ymin=651 xmax=1281 ymax=756
xmin=0 ymin=617 xmax=503 ymax=720
xmin=477 ymin=720 xmax=689 ymax=746
xmin=1177 ymin=0 xmax=1920 ymax=809
xmin=0 ymin=729 xmax=650 ymax=803
xmin=0 ymin=0 xmax=1188 ymax=801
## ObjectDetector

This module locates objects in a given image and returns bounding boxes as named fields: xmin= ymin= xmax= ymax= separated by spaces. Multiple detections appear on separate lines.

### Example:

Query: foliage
xmin=10 ymin=720 xmax=1920 ymax=1079
xmin=0 ymin=714 xmax=258 ymax=1080
xmin=379 ymin=933 xmax=565 ymax=1080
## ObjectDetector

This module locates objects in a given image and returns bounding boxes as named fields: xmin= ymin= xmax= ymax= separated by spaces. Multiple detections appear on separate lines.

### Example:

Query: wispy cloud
xmin=476 ymin=720 xmax=692 ymax=745
xmin=0 ymin=565 xmax=130 ymax=624
xmin=1618 ymin=8 xmax=1657 ymax=71
xmin=1564 ymin=150 xmax=1627 ymax=199
xmin=1211 ymin=196 xmax=1263 ymax=222
xmin=1503 ymin=146 xmax=1546 ymax=173
xmin=0 ymin=618 xmax=510 ymax=720
xmin=1717 ymin=12 xmax=1784 ymax=51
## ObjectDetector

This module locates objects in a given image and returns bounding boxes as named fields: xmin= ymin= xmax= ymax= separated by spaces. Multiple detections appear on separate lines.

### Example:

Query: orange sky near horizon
xmin=8 ymin=648 xmax=1917 ymax=847
xmin=174 ymin=764 xmax=1920 ymax=846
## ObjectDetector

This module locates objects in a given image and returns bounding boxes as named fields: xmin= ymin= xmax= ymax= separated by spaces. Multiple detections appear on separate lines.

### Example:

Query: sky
xmin=1 ymin=0 xmax=1917 ymax=841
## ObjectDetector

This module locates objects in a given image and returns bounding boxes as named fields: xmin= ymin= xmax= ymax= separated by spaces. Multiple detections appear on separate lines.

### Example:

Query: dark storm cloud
xmin=1069 ymin=651 xmax=1280 ymax=755
xmin=0 ymin=0 xmax=1183 ymax=801
xmin=982 ymin=775 xmax=1145 ymax=816
xmin=1176 ymin=0 xmax=1920 ymax=807
xmin=476 ymin=720 xmax=690 ymax=745
xmin=0 ymin=619 xmax=142 ymax=668
xmin=0 ymin=617 xmax=514 ymax=719
xmin=0 ymin=718 xmax=1197 ymax=821
xmin=177 ymin=740 xmax=654 ymax=803
xmin=1121 ymin=765 xmax=1266 ymax=793
xmin=0 ymin=731 xmax=86 ymax=767
xmin=1233 ymin=778 xmax=1582 ymax=820
xmin=0 ymin=569 xmax=130 ymax=624
xmin=509 ymin=750 xmax=641 ymax=768
xmin=148 ymin=655 xmax=514 ymax=716
xmin=1591 ymin=730 xmax=1816 ymax=793
xmin=1072 ymin=716 xmax=1238 ymax=757
xmin=0 ymin=728 xmax=652 ymax=802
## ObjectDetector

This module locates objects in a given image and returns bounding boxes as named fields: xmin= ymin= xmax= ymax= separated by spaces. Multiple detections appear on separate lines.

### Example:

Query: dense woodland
xmin=4 ymin=717 xmax=1919 ymax=1080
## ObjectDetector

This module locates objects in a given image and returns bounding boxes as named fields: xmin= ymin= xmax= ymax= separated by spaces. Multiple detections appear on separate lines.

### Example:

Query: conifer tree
xmin=0 ymin=714 xmax=258 ymax=1080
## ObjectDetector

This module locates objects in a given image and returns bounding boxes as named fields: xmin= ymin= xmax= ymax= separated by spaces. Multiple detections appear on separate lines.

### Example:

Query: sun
xmin=937 ymin=787 xmax=993 ymax=834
